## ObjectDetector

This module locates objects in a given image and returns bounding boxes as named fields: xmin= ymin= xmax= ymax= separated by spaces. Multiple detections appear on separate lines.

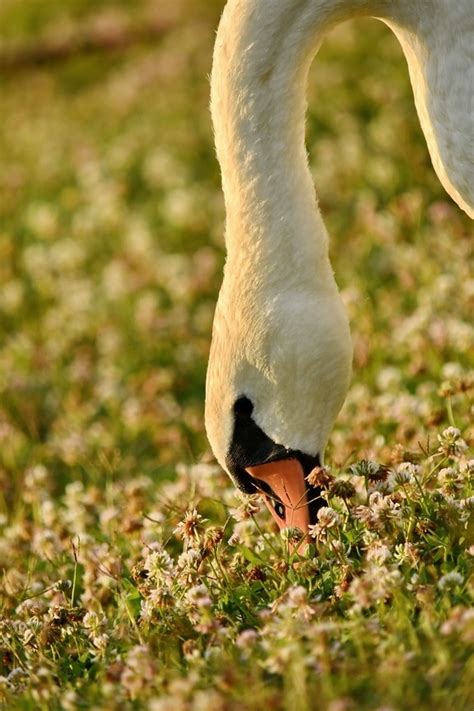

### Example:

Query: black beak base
xmin=225 ymin=397 xmax=325 ymax=525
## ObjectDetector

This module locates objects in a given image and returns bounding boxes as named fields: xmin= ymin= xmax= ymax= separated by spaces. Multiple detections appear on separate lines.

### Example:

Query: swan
xmin=205 ymin=0 xmax=473 ymax=535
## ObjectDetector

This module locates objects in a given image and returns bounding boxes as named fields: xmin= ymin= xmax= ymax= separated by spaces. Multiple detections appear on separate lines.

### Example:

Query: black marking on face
xmin=233 ymin=396 xmax=254 ymax=418
xmin=226 ymin=396 xmax=293 ymax=492
xmin=226 ymin=395 xmax=325 ymax=524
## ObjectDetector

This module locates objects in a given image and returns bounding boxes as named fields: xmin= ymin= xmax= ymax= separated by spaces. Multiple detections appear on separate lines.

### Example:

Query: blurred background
xmin=0 ymin=0 xmax=472 ymax=504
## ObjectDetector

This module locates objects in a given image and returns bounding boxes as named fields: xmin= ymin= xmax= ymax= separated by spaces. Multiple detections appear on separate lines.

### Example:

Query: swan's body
xmin=205 ymin=0 xmax=473 ymax=531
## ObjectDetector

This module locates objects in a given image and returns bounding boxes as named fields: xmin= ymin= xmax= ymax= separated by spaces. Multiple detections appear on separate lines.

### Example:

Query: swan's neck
xmin=211 ymin=0 xmax=473 ymax=253
xmin=211 ymin=1 xmax=379 ymax=286
xmin=212 ymin=3 xmax=320 ymax=285
xmin=206 ymin=0 xmax=471 ymax=475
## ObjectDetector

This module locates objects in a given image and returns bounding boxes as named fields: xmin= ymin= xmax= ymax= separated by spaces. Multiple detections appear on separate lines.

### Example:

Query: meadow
xmin=0 ymin=1 xmax=472 ymax=709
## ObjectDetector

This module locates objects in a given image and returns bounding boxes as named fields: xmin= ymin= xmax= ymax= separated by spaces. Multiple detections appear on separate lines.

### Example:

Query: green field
xmin=0 ymin=1 xmax=472 ymax=709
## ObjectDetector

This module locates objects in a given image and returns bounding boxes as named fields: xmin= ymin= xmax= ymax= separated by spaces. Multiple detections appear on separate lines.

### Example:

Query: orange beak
xmin=246 ymin=458 xmax=318 ymax=537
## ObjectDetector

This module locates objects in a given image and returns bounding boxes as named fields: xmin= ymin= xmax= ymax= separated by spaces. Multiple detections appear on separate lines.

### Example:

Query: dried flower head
xmin=329 ymin=480 xmax=357 ymax=500
xmin=306 ymin=466 xmax=334 ymax=488
xmin=246 ymin=566 xmax=266 ymax=582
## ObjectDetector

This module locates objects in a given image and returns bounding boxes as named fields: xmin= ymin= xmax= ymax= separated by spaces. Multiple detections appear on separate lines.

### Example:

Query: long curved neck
xmin=211 ymin=0 xmax=366 ymax=286
xmin=211 ymin=0 xmax=473 ymax=263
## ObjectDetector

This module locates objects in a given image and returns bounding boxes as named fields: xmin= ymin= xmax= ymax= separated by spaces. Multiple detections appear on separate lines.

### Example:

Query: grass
xmin=0 ymin=1 xmax=473 ymax=709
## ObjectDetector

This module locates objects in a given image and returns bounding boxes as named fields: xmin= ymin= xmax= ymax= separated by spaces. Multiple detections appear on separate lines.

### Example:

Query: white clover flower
xmin=366 ymin=542 xmax=392 ymax=565
xmin=174 ymin=508 xmax=206 ymax=541
xmin=463 ymin=459 xmax=474 ymax=475
xmin=32 ymin=529 xmax=61 ymax=559
xmin=317 ymin=506 xmax=341 ymax=528
xmin=144 ymin=549 xmax=174 ymax=580
xmin=140 ymin=598 xmax=155 ymax=623
xmin=227 ymin=531 xmax=241 ymax=547
xmin=121 ymin=645 xmax=155 ymax=699
xmin=459 ymin=496 xmax=474 ymax=511
xmin=392 ymin=462 xmax=420 ymax=485
xmin=262 ymin=644 xmax=293 ymax=675
xmin=7 ymin=667 xmax=28 ymax=688
xmin=271 ymin=586 xmax=314 ymax=622
xmin=308 ymin=506 xmax=341 ymax=540
xmin=83 ymin=611 xmax=106 ymax=632
xmin=441 ymin=607 xmax=474 ymax=638
xmin=438 ymin=467 xmax=464 ymax=494
xmin=188 ymin=463 xmax=223 ymax=498
xmin=349 ymin=566 xmax=401 ymax=609
xmin=352 ymin=505 xmax=376 ymax=527
xmin=236 ymin=629 xmax=258 ymax=650
xmin=287 ymin=586 xmax=309 ymax=607
xmin=368 ymin=492 xmax=402 ymax=525
xmin=24 ymin=464 xmax=50 ymax=489
xmin=1 ymin=279 xmax=24 ymax=314
xmin=192 ymin=689 xmax=226 ymax=711
xmin=229 ymin=492 xmax=261 ymax=522
xmin=177 ymin=548 xmax=201 ymax=570
xmin=437 ymin=427 xmax=468 ymax=457
xmin=186 ymin=584 xmax=212 ymax=609
xmin=377 ymin=366 xmax=402 ymax=390
xmin=438 ymin=467 xmax=457 ymax=480
xmin=15 ymin=598 xmax=48 ymax=618
xmin=441 ymin=362 xmax=464 ymax=380
xmin=25 ymin=202 xmax=58 ymax=238
xmin=438 ymin=571 xmax=464 ymax=590
xmin=91 ymin=633 xmax=109 ymax=653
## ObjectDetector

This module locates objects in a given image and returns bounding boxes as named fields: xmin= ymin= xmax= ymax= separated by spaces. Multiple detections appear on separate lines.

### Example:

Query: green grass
xmin=0 ymin=1 xmax=473 ymax=709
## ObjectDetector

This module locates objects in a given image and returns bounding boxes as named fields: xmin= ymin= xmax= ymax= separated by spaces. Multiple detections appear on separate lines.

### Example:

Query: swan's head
xmin=205 ymin=278 xmax=353 ymax=534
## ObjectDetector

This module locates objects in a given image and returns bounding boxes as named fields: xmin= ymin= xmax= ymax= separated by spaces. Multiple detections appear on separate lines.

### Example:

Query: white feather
xmin=205 ymin=0 xmax=473 ymax=481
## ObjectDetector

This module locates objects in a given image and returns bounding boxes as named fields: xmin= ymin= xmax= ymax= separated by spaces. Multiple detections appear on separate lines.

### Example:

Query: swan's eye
xmin=274 ymin=501 xmax=285 ymax=520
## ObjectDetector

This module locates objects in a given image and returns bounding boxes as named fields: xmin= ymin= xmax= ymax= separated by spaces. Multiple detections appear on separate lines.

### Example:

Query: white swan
xmin=205 ymin=0 xmax=473 ymax=534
